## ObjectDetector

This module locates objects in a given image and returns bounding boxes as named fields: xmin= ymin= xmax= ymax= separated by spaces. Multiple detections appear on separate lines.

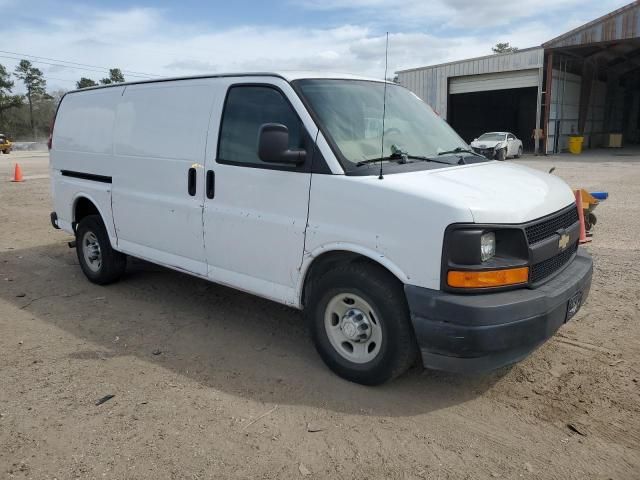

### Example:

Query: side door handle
xmin=206 ymin=170 xmax=215 ymax=199
xmin=187 ymin=167 xmax=196 ymax=196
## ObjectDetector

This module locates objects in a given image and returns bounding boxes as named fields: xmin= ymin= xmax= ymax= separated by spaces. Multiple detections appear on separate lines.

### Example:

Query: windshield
xmin=478 ymin=133 xmax=506 ymax=142
xmin=295 ymin=79 xmax=469 ymax=170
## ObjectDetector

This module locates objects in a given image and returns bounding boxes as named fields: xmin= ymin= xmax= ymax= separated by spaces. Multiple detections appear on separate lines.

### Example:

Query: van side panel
xmin=50 ymin=87 xmax=123 ymax=242
xmin=111 ymin=80 xmax=220 ymax=275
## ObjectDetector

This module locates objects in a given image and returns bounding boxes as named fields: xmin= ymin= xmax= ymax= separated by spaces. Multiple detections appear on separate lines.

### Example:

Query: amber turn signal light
xmin=447 ymin=267 xmax=529 ymax=288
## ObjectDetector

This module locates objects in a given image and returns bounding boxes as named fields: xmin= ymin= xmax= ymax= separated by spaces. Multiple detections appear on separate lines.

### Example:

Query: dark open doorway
xmin=448 ymin=87 xmax=538 ymax=152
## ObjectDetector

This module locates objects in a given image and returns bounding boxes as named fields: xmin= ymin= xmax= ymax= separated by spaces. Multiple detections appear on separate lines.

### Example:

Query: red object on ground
xmin=11 ymin=163 xmax=24 ymax=182
xmin=575 ymin=190 xmax=591 ymax=244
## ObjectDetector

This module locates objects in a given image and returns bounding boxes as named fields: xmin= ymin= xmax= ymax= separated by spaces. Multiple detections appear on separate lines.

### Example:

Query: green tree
xmin=14 ymin=60 xmax=47 ymax=140
xmin=0 ymin=64 xmax=23 ymax=132
xmin=492 ymin=42 xmax=519 ymax=54
xmin=100 ymin=68 xmax=125 ymax=85
xmin=76 ymin=77 xmax=98 ymax=89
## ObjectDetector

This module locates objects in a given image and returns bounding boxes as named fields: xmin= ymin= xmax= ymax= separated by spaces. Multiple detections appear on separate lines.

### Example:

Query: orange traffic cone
xmin=575 ymin=190 xmax=590 ymax=244
xmin=11 ymin=163 xmax=23 ymax=182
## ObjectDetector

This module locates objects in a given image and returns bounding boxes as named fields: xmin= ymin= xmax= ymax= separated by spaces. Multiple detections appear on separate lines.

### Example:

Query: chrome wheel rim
xmin=82 ymin=231 xmax=102 ymax=273
xmin=324 ymin=293 xmax=382 ymax=364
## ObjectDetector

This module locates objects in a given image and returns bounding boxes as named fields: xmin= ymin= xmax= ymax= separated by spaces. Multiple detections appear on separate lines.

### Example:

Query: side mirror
xmin=473 ymin=138 xmax=478 ymax=142
xmin=258 ymin=123 xmax=306 ymax=165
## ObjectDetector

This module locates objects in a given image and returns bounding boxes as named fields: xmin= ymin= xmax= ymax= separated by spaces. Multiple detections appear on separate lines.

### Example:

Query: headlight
xmin=480 ymin=232 xmax=496 ymax=262
xmin=494 ymin=142 xmax=504 ymax=150
xmin=442 ymin=226 xmax=529 ymax=291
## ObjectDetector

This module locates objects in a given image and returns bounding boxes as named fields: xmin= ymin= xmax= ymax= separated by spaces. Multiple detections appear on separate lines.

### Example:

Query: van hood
xmin=381 ymin=161 xmax=575 ymax=224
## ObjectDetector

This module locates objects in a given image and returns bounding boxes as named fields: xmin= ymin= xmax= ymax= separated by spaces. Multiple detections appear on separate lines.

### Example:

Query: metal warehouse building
xmin=396 ymin=1 xmax=640 ymax=155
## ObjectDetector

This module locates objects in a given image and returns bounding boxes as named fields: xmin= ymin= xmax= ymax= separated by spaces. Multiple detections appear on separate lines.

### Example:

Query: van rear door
xmin=111 ymin=79 xmax=220 ymax=275
xmin=203 ymin=78 xmax=319 ymax=304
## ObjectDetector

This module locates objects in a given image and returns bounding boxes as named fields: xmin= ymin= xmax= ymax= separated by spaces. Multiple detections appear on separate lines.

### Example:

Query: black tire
xmin=306 ymin=261 xmax=418 ymax=385
xmin=515 ymin=147 xmax=522 ymax=158
xmin=496 ymin=148 xmax=506 ymax=161
xmin=75 ymin=215 xmax=126 ymax=285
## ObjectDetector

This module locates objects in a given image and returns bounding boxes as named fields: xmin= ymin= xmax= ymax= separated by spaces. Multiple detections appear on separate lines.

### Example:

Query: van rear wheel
xmin=306 ymin=261 xmax=418 ymax=385
xmin=75 ymin=215 xmax=126 ymax=285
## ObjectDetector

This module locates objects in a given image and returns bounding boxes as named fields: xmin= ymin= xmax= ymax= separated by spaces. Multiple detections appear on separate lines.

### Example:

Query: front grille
xmin=525 ymin=206 xmax=579 ymax=245
xmin=530 ymin=242 xmax=578 ymax=283
xmin=472 ymin=147 xmax=494 ymax=158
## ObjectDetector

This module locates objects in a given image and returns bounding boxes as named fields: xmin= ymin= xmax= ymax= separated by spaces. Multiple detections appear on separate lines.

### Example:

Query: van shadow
xmin=1 ymin=242 xmax=507 ymax=417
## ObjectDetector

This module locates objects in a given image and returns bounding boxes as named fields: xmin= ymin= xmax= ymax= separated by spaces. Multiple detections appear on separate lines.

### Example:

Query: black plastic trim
xmin=529 ymin=221 xmax=579 ymax=264
xmin=187 ymin=167 xmax=196 ymax=196
xmin=61 ymin=170 xmax=112 ymax=183
xmin=406 ymin=249 xmax=593 ymax=373
xmin=50 ymin=212 xmax=60 ymax=229
xmin=206 ymin=170 xmax=215 ymax=199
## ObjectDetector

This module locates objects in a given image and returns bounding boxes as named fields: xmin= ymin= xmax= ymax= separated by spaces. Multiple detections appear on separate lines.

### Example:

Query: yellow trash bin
xmin=568 ymin=136 xmax=584 ymax=154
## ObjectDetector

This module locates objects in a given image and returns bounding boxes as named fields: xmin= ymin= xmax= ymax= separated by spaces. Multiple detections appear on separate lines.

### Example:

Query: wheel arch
xmin=73 ymin=195 xmax=101 ymax=225
xmin=71 ymin=193 xmax=118 ymax=245
xmin=299 ymin=244 xmax=409 ymax=308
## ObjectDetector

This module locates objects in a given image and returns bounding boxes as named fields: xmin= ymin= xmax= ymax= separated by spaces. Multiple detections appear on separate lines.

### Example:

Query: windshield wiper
xmin=356 ymin=152 xmax=407 ymax=167
xmin=357 ymin=152 xmax=453 ymax=167
xmin=437 ymin=147 xmax=485 ymax=158
xmin=402 ymin=154 xmax=458 ymax=165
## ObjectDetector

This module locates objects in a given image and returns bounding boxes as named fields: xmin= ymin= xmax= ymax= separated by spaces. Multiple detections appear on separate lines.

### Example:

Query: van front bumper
xmin=405 ymin=249 xmax=593 ymax=374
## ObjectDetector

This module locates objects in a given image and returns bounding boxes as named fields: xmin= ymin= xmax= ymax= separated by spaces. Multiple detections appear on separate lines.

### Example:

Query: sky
xmin=1 ymin=0 xmax=632 ymax=92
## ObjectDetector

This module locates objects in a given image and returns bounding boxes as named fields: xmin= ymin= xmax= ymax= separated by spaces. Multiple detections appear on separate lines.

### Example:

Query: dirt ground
xmin=1 ymin=150 xmax=639 ymax=479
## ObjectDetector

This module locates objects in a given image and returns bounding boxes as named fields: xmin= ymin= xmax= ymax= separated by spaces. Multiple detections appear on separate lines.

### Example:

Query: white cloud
xmin=298 ymin=0 xmax=626 ymax=28
xmin=1 ymin=1 xmax=630 ymax=93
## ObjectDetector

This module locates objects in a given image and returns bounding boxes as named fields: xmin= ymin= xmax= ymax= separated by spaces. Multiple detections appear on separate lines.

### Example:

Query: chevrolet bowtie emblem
xmin=558 ymin=233 xmax=570 ymax=250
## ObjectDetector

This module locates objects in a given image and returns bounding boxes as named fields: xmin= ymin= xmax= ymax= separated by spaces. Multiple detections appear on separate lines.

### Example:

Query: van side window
xmin=218 ymin=86 xmax=302 ymax=166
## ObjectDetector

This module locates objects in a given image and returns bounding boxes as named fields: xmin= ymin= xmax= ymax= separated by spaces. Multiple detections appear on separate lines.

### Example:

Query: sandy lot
xmin=1 ymin=150 xmax=639 ymax=479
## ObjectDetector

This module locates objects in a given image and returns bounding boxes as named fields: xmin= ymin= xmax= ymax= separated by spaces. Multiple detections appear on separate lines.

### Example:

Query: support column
xmin=578 ymin=61 xmax=594 ymax=136
xmin=535 ymin=65 xmax=544 ymax=155
xmin=543 ymin=52 xmax=554 ymax=155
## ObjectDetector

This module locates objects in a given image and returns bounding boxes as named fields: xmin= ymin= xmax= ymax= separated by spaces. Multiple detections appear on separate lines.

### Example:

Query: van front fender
xmin=297 ymin=242 xmax=410 ymax=307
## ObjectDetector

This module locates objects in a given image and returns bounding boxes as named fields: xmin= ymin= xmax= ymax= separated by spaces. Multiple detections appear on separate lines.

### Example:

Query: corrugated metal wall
xmin=547 ymin=69 xmax=581 ymax=152
xmin=397 ymin=48 xmax=544 ymax=119
xmin=543 ymin=1 xmax=640 ymax=48
xmin=449 ymin=69 xmax=540 ymax=94
xmin=547 ymin=69 xmax=623 ymax=152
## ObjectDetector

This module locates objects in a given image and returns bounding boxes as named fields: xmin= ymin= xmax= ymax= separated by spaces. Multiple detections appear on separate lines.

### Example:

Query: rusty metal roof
xmin=543 ymin=1 xmax=640 ymax=48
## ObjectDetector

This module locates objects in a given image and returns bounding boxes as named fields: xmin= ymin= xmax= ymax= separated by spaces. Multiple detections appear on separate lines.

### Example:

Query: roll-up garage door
xmin=449 ymin=69 xmax=539 ymax=94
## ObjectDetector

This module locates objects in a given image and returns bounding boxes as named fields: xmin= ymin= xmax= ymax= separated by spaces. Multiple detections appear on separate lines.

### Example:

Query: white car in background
xmin=471 ymin=132 xmax=523 ymax=161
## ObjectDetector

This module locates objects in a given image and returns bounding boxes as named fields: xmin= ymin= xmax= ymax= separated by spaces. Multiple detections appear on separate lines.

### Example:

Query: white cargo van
xmin=49 ymin=72 xmax=592 ymax=385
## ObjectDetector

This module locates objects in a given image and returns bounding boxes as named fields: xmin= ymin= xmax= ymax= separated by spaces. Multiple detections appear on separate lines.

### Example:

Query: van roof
xmin=70 ymin=71 xmax=387 ymax=93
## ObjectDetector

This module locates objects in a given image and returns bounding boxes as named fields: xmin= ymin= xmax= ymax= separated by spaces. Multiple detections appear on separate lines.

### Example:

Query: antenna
xmin=379 ymin=32 xmax=389 ymax=180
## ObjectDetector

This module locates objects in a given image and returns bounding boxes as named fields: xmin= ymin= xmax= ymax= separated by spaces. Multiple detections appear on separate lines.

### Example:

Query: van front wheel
xmin=306 ymin=262 xmax=418 ymax=385
xmin=75 ymin=215 xmax=126 ymax=285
